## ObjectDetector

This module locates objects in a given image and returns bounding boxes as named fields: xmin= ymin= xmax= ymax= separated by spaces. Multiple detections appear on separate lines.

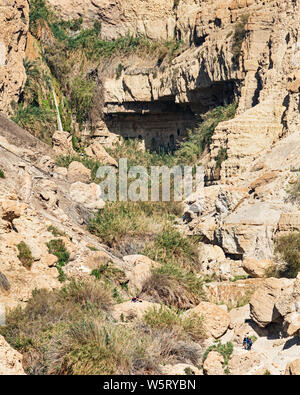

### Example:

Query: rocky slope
xmin=0 ymin=0 xmax=299 ymax=375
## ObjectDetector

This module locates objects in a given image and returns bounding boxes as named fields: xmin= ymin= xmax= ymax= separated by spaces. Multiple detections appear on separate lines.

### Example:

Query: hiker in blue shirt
xmin=247 ymin=337 xmax=253 ymax=351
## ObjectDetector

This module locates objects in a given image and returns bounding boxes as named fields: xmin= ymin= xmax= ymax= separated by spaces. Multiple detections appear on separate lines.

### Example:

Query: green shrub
xmin=12 ymin=104 xmax=57 ymax=145
xmin=231 ymin=14 xmax=249 ymax=64
xmin=71 ymin=76 xmax=96 ymax=125
xmin=29 ymin=0 xmax=52 ymax=29
xmin=46 ymin=239 xmax=70 ymax=281
xmin=88 ymin=202 xmax=183 ymax=249
xmin=0 ymin=169 xmax=5 ymax=179
xmin=203 ymin=341 xmax=234 ymax=370
xmin=144 ymin=305 xmax=205 ymax=342
xmin=17 ymin=242 xmax=34 ymax=270
xmin=90 ymin=263 xmax=127 ymax=288
xmin=47 ymin=225 xmax=66 ymax=237
xmin=270 ymin=232 xmax=300 ymax=278
xmin=143 ymin=226 xmax=200 ymax=270
xmin=215 ymin=147 xmax=228 ymax=169
xmin=116 ymin=63 xmax=124 ymax=80
xmin=175 ymin=103 xmax=237 ymax=165
xmin=141 ymin=263 xmax=206 ymax=309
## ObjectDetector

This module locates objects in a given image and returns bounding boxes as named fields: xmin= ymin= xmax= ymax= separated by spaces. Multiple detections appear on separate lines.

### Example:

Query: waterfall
xmin=52 ymin=85 xmax=63 ymax=132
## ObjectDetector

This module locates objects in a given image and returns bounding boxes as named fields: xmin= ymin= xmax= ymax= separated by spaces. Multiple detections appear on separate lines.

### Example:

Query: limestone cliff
xmin=0 ymin=0 xmax=29 ymax=115
xmin=99 ymin=0 xmax=300 ymax=174
xmin=0 ymin=0 xmax=299 ymax=376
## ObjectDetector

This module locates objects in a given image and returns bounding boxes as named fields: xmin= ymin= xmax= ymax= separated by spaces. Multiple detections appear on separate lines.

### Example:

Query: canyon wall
xmin=0 ymin=0 xmax=29 ymax=115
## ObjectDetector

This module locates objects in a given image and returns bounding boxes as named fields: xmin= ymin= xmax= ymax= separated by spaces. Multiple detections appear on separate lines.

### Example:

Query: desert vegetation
xmin=203 ymin=340 xmax=234 ymax=374
xmin=287 ymin=175 xmax=300 ymax=205
xmin=46 ymin=239 xmax=70 ymax=282
xmin=267 ymin=232 xmax=300 ymax=278
xmin=17 ymin=242 xmax=34 ymax=270
xmin=0 ymin=279 xmax=203 ymax=374
xmin=231 ymin=14 xmax=250 ymax=66
xmin=141 ymin=264 xmax=206 ymax=310
xmin=20 ymin=0 xmax=182 ymax=140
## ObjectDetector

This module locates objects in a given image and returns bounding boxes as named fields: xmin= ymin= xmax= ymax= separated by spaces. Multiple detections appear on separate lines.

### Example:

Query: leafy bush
xmin=17 ymin=242 xmax=34 ymax=270
xmin=203 ymin=340 xmax=234 ymax=370
xmin=90 ymin=263 xmax=127 ymax=289
xmin=12 ymin=104 xmax=57 ymax=145
xmin=116 ymin=63 xmax=124 ymax=80
xmin=270 ymin=232 xmax=300 ymax=278
xmin=47 ymin=225 xmax=66 ymax=238
xmin=46 ymin=239 xmax=70 ymax=281
xmin=88 ymin=202 xmax=183 ymax=250
xmin=29 ymin=0 xmax=52 ymax=29
xmin=0 ymin=169 xmax=5 ymax=179
xmin=215 ymin=147 xmax=228 ymax=169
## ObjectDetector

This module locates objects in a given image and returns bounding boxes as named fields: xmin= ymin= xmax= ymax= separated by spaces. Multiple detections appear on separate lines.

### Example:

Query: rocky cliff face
xmin=0 ymin=0 xmax=299 ymax=376
xmin=100 ymin=0 xmax=300 ymax=164
xmin=46 ymin=0 xmax=175 ymax=40
xmin=0 ymin=0 xmax=29 ymax=115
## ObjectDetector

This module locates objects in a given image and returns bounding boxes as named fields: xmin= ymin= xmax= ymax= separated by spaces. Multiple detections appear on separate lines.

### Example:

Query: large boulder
xmin=242 ymin=258 xmax=274 ymax=278
xmin=85 ymin=141 xmax=118 ymax=168
xmin=203 ymin=351 xmax=225 ymax=375
xmin=249 ymin=278 xmax=294 ymax=328
xmin=67 ymin=161 xmax=91 ymax=184
xmin=228 ymin=351 xmax=264 ymax=375
xmin=52 ymin=131 xmax=75 ymax=156
xmin=160 ymin=363 xmax=202 ymax=375
xmin=185 ymin=302 xmax=230 ymax=339
xmin=122 ymin=255 xmax=160 ymax=295
xmin=229 ymin=304 xmax=250 ymax=330
xmin=283 ymin=312 xmax=300 ymax=337
xmin=69 ymin=182 xmax=105 ymax=210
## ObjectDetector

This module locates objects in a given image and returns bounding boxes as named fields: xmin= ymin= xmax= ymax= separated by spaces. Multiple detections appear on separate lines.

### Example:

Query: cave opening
xmin=103 ymin=80 xmax=236 ymax=154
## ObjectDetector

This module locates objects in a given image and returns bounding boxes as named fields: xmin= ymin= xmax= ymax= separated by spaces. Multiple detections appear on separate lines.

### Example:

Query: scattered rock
xmin=52 ymin=131 xmax=75 ymax=156
xmin=242 ymin=258 xmax=274 ymax=278
xmin=123 ymin=255 xmax=160 ymax=295
xmin=250 ymin=278 xmax=293 ymax=327
xmin=228 ymin=351 xmax=263 ymax=375
xmin=203 ymin=351 xmax=225 ymax=375
xmin=85 ymin=141 xmax=118 ymax=167
xmin=185 ymin=302 xmax=230 ymax=339
xmin=69 ymin=182 xmax=105 ymax=210
xmin=67 ymin=161 xmax=92 ymax=184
